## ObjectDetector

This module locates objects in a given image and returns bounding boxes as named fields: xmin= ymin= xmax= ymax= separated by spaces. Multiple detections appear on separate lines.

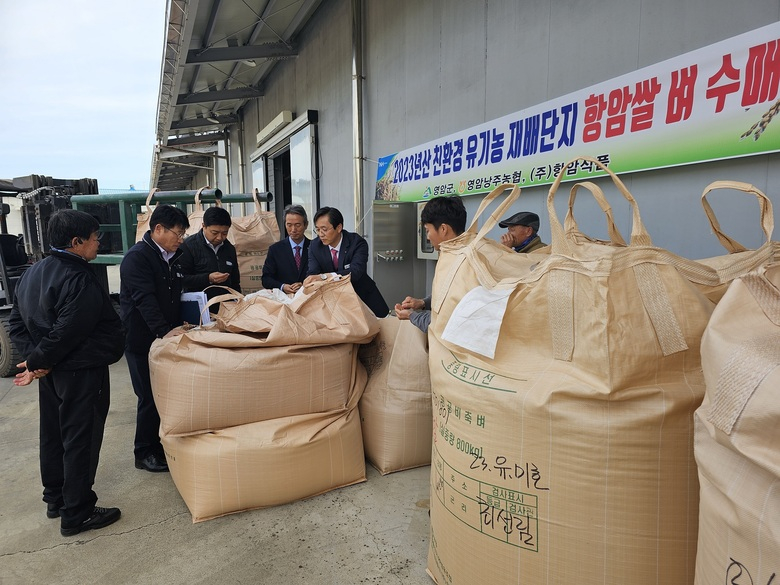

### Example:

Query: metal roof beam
xmin=176 ymin=87 xmax=262 ymax=104
xmin=186 ymin=42 xmax=296 ymax=64
xmin=170 ymin=114 xmax=238 ymax=129
xmin=166 ymin=132 xmax=225 ymax=146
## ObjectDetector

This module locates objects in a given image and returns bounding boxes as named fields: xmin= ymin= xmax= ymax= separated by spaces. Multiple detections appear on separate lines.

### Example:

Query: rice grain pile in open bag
xmin=426 ymin=157 xmax=779 ymax=585
xmin=694 ymin=261 xmax=780 ymax=585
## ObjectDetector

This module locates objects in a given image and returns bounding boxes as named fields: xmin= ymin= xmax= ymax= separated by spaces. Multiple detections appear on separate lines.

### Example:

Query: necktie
xmin=331 ymin=248 xmax=338 ymax=270
xmin=294 ymin=245 xmax=301 ymax=269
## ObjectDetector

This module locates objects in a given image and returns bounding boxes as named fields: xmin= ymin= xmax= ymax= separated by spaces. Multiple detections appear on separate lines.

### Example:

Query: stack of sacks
xmin=694 ymin=262 xmax=780 ymax=584
xmin=425 ymin=163 xmax=780 ymax=585
xmin=150 ymin=276 xmax=379 ymax=522
xmin=358 ymin=316 xmax=431 ymax=474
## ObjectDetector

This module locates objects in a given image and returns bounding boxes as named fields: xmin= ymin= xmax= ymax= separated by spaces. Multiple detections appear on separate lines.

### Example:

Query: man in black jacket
xmin=10 ymin=209 xmax=125 ymax=537
xmin=120 ymin=204 xmax=189 ymax=473
xmin=262 ymin=204 xmax=310 ymax=293
xmin=179 ymin=206 xmax=241 ymax=301
xmin=305 ymin=206 xmax=389 ymax=317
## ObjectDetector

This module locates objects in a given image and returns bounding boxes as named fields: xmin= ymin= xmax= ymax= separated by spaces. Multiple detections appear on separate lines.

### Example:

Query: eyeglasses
xmin=314 ymin=225 xmax=334 ymax=234
xmin=164 ymin=226 xmax=186 ymax=240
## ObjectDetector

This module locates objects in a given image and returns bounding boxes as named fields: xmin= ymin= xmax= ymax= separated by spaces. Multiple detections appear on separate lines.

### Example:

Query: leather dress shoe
xmin=135 ymin=453 xmax=169 ymax=472
xmin=60 ymin=506 xmax=121 ymax=537
xmin=46 ymin=503 xmax=61 ymax=519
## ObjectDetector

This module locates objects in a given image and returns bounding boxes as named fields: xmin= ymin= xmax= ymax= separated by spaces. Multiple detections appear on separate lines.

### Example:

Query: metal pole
xmin=351 ymin=0 xmax=365 ymax=233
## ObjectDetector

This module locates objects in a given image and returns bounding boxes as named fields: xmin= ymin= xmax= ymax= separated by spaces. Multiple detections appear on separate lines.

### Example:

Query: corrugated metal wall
xmin=241 ymin=0 xmax=780 ymax=269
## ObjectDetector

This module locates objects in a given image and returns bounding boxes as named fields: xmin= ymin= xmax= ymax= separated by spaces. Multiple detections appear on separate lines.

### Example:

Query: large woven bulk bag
xmin=358 ymin=316 xmax=431 ymax=474
xmin=162 ymin=349 xmax=367 ymax=522
xmin=227 ymin=190 xmax=279 ymax=253
xmin=209 ymin=276 xmax=380 ymax=346
xmin=150 ymin=332 xmax=357 ymax=436
xmin=162 ymin=405 xmax=366 ymax=522
xmin=227 ymin=190 xmax=280 ymax=293
xmin=694 ymin=262 xmax=780 ymax=585
xmin=426 ymin=159 xmax=734 ymax=585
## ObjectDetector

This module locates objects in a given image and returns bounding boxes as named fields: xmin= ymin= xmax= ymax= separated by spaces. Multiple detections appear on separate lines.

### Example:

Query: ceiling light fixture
xmin=242 ymin=59 xmax=257 ymax=67
xmin=206 ymin=115 xmax=220 ymax=123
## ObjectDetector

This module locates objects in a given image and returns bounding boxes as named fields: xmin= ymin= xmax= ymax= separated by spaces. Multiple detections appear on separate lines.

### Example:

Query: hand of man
xmin=208 ymin=271 xmax=230 ymax=284
xmin=394 ymin=303 xmax=413 ymax=320
xmin=283 ymin=282 xmax=302 ymax=294
xmin=500 ymin=233 xmax=515 ymax=248
xmin=400 ymin=296 xmax=425 ymax=311
xmin=303 ymin=274 xmax=324 ymax=286
xmin=14 ymin=361 xmax=50 ymax=386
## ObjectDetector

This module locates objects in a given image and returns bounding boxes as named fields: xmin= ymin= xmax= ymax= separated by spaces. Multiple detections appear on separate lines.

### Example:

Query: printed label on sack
xmin=439 ymin=353 xmax=520 ymax=394
xmin=432 ymin=353 xmax=548 ymax=554
xmin=432 ymin=444 xmax=541 ymax=552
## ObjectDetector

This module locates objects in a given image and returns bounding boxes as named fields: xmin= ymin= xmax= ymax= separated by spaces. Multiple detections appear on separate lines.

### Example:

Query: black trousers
xmin=125 ymin=350 xmax=163 ymax=459
xmin=39 ymin=366 xmax=109 ymax=528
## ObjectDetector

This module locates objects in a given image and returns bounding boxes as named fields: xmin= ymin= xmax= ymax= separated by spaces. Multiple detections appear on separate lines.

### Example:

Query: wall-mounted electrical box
xmin=416 ymin=201 xmax=438 ymax=260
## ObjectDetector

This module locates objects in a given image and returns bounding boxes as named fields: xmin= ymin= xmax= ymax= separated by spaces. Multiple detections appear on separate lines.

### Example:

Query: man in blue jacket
xmin=305 ymin=206 xmax=389 ymax=317
xmin=120 ymin=204 xmax=189 ymax=473
xmin=10 ymin=209 xmax=125 ymax=537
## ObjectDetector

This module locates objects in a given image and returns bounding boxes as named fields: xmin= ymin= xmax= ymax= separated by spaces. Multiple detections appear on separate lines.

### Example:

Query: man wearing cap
xmin=499 ymin=211 xmax=547 ymax=253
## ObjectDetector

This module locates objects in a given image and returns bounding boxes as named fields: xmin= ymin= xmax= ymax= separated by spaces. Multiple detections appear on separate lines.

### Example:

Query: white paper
xmin=440 ymin=286 xmax=512 ymax=359
xmin=180 ymin=292 xmax=212 ymax=325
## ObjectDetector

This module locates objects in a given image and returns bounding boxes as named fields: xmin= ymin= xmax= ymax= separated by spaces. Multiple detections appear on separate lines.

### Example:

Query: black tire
xmin=0 ymin=311 xmax=22 ymax=377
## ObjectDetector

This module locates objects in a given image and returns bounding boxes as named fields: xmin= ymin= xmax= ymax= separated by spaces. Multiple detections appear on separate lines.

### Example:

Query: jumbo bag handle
xmin=143 ymin=187 xmax=159 ymax=212
xmin=547 ymin=157 xmax=691 ymax=359
xmin=701 ymin=180 xmax=774 ymax=253
xmin=547 ymin=156 xmax=652 ymax=255
xmin=565 ymin=181 xmax=628 ymax=247
xmin=191 ymin=185 xmax=220 ymax=212
xmin=250 ymin=188 xmax=265 ymax=212
xmin=206 ymin=286 xmax=244 ymax=310
xmin=431 ymin=183 xmax=522 ymax=313
xmin=460 ymin=183 xmax=522 ymax=240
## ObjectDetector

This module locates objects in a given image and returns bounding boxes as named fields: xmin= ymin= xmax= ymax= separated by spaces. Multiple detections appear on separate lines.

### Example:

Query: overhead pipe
xmin=71 ymin=190 xmax=273 ymax=205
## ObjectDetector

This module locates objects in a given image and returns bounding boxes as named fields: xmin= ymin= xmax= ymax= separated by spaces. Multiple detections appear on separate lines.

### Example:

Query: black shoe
xmin=60 ymin=506 xmax=121 ymax=537
xmin=46 ymin=503 xmax=61 ymax=519
xmin=135 ymin=453 xmax=169 ymax=472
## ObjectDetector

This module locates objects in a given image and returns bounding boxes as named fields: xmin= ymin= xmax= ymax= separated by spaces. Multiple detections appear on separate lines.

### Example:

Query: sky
xmin=0 ymin=0 xmax=167 ymax=191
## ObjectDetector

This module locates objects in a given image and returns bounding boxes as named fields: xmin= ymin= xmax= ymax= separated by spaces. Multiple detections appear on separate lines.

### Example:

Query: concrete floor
xmin=0 ymin=357 xmax=433 ymax=585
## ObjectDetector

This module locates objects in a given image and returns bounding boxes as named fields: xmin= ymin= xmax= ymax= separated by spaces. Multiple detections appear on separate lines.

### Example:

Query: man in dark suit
xmin=262 ymin=204 xmax=310 ymax=294
xmin=120 ymin=204 xmax=189 ymax=474
xmin=305 ymin=206 xmax=389 ymax=317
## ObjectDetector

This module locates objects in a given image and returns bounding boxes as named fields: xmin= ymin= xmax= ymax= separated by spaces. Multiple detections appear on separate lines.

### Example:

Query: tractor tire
xmin=0 ymin=312 xmax=22 ymax=377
